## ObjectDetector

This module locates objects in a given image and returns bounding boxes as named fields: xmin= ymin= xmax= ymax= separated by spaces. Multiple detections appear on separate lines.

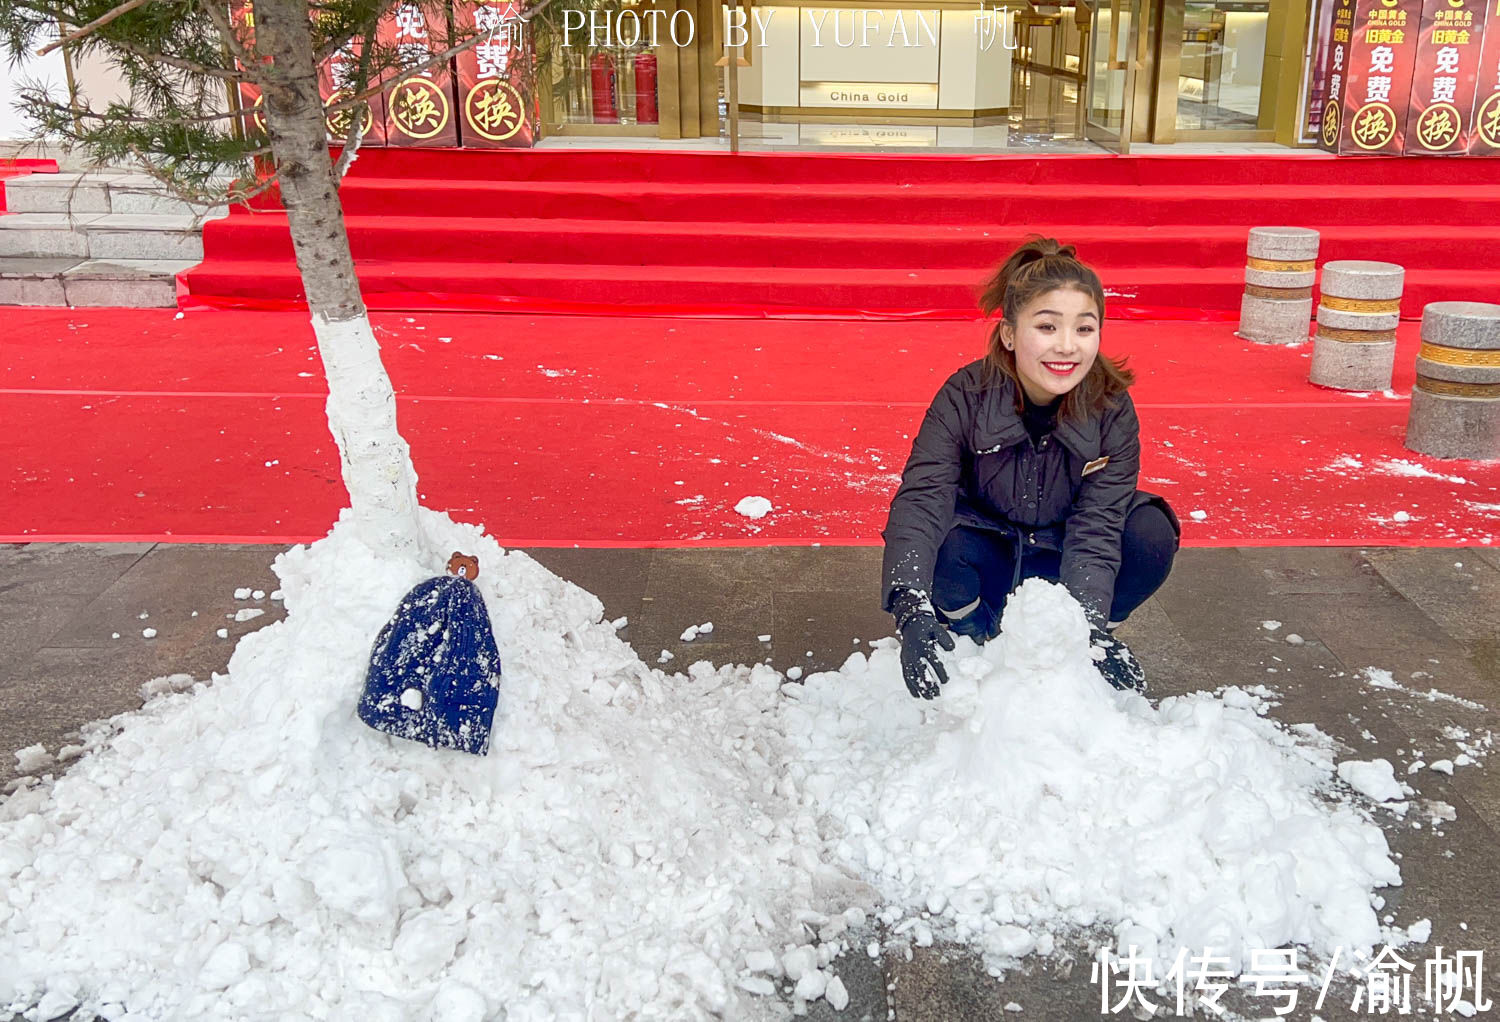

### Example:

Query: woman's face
xmin=1002 ymin=287 xmax=1101 ymax=405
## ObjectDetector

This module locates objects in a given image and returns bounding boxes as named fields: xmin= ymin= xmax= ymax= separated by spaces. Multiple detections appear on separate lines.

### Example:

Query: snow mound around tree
xmin=1 ymin=511 xmax=1403 ymax=1020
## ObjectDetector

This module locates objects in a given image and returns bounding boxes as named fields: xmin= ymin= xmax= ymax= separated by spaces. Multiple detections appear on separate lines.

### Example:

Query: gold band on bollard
xmin=1246 ymin=256 xmax=1316 ymax=272
xmin=1417 ymin=341 xmax=1500 ymax=368
xmin=1318 ymin=295 xmax=1402 ymax=314
xmin=1316 ymin=325 xmax=1398 ymax=343
xmin=1415 ymin=375 xmax=1500 ymax=398
xmin=1244 ymin=283 xmax=1314 ymax=300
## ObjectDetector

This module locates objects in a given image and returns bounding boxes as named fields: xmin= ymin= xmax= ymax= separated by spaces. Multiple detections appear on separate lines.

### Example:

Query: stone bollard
xmin=1405 ymin=302 xmax=1500 ymax=460
xmin=1237 ymin=227 xmax=1319 ymax=345
xmin=1309 ymin=260 xmax=1405 ymax=391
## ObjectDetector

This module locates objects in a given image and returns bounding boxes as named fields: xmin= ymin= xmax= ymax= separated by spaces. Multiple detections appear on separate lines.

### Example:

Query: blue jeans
xmin=931 ymin=503 xmax=1178 ymax=641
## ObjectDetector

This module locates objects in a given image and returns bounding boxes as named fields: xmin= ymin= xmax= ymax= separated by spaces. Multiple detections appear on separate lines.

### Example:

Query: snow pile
xmin=1 ymin=511 xmax=865 ymax=1021
xmin=735 ymin=496 xmax=773 ymax=520
xmin=779 ymin=580 xmax=1402 ymax=976
xmin=2 ymin=517 xmax=1409 ymax=1018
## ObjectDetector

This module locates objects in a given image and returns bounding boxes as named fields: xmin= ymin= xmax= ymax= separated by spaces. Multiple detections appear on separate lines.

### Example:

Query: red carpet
xmin=181 ymin=150 xmax=1500 ymax=318
xmin=5 ymin=307 xmax=1497 ymax=548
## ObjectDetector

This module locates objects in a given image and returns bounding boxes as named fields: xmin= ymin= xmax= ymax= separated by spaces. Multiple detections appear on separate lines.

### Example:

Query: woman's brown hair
xmin=979 ymin=237 xmax=1134 ymax=423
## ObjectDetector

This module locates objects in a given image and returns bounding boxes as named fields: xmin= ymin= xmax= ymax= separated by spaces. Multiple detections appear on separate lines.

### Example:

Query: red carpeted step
xmin=336 ymin=147 xmax=1500 ymax=189
xmin=196 ymin=215 xmax=1500 ymax=271
xmin=184 ymin=150 xmax=1500 ymax=316
xmin=179 ymin=258 xmax=1495 ymax=318
xmin=319 ymin=178 xmax=1500 ymax=226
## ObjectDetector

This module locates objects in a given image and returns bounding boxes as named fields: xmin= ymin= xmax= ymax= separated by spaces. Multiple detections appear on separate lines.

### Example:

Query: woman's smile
xmin=1042 ymin=361 xmax=1079 ymax=376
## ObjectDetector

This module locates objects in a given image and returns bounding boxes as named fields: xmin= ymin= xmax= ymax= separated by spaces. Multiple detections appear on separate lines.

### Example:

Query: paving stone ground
xmin=3 ymin=542 xmax=1498 ymax=1021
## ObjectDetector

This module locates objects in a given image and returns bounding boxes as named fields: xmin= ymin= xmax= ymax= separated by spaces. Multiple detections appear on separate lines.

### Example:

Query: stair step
xmin=63 ymin=257 xmax=193 ymax=307
xmin=0 ymin=213 xmax=104 ymax=258
xmin=0 ymin=255 xmax=79 ymax=305
xmin=1 ymin=172 xmax=114 ymax=215
xmin=82 ymin=214 xmax=208 ymax=261
xmin=0 ymin=254 xmax=191 ymax=307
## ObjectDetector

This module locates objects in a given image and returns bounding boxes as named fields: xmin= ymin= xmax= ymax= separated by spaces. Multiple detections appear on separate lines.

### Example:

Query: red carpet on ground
xmin=179 ymin=150 xmax=1500 ymax=319
xmin=5 ymin=307 xmax=1497 ymax=548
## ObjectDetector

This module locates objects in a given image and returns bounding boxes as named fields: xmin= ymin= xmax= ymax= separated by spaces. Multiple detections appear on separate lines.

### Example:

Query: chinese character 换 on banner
xmin=319 ymin=40 xmax=389 ymax=147
xmin=454 ymin=1 xmax=537 ymax=147
xmin=379 ymin=0 xmax=460 ymax=147
xmin=1470 ymin=0 xmax=1500 ymax=153
xmin=1405 ymin=0 xmax=1485 ymax=152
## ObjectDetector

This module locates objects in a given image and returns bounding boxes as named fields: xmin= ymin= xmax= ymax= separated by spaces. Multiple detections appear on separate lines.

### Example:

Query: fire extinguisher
xmin=590 ymin=52 xmax=618 ymax=123
xmin=634 ymin=53 xmax=659 ymax=124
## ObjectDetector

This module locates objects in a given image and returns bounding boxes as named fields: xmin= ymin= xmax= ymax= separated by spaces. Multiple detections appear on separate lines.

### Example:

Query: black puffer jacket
xmin=881 ymin=360 xmax=1173 ymax=626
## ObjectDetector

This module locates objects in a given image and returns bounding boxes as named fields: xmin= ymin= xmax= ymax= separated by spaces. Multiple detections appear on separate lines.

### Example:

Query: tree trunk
xmin=251 ymin=0 xmax=423 ymax=558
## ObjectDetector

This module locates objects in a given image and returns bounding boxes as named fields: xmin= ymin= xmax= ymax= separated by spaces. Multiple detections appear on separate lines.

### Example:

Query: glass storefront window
xmin=1177 ymin=0 xmax=1271 ymax=130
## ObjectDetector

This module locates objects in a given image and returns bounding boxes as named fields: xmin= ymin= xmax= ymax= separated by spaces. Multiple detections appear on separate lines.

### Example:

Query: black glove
xmin=891 ymin=588 xmax=956 ymax=700
xmin=1089 ymin=626 xmax=1147 ymax=693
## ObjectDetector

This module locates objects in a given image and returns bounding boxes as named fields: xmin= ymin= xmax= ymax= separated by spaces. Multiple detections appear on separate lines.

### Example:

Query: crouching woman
xmin=881 ymin=238 xmax=1180 ymax=698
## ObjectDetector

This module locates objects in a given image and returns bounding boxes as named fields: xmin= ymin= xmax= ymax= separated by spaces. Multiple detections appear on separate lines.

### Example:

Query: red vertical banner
xmin=1318 ymin=0 xmax=1359 ymax=149
xmin=1405 ymin=0 xmax=1486 ymax=152
xmin=228 ymin=0 xmax=267 ymax=143
xmin=379 ymin=1 xmax=461 ymax=147
xmin=319 ymin=43 xmax=388 ymax=147
xmin=453 ymin=1 xmax=536 ymax=147
xmin=1471 ymin=0 xmax=1500 ymax=152
xmin=1340 ymin=0 xmax=1423 ymax=152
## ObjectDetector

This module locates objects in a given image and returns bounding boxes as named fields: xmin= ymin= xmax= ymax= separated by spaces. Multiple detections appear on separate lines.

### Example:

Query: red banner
xmin=452 ymin=1 xmax=536 ymax=147
xmin=319 ymin=41 xmax=388 ymax=147
xmin=1406 ymin=0 xmax=1487 ymax=152
xmin=1471 ymin=0 xmax=1500 ymax=152
xmin=1339 ymin=0 xmax=1423 ymax=153
xmin=378 ymin=1 xmax=461 ymax=147
xmin=1318 ymin=0 xmax=1359 ymax=149
xmin=228 ymin=0 xmax=267 ymax=143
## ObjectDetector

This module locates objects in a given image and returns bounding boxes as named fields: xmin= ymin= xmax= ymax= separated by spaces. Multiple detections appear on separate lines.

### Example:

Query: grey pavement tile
xmin=1363 ymin=548 xmax=1500 ymax=685
xmin=43 ymin=544 xmax=284 ymax=650
xmin=771 ymin=588 xmax=895 ymax=678
xmin=0 ymin=541 xmax=153 ymax=595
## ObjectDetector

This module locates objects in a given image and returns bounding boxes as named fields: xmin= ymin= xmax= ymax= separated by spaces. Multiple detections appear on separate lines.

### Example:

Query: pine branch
xmin=109 ymin=34 xmax=248 ymax=80
xmin=200 ymin=0 xmax=257 ymax=68
xmin=37 ymin=0 xmax=154 ymax=55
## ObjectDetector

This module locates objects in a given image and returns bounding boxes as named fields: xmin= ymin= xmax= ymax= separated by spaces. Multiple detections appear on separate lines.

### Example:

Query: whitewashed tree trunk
xmin=253 ymin=0 xmax=422 ymax=558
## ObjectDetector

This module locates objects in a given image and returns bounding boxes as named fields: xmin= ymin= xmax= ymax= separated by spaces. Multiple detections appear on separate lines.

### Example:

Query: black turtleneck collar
xmin=1021 ymin=390 xmax=1062 ymax=445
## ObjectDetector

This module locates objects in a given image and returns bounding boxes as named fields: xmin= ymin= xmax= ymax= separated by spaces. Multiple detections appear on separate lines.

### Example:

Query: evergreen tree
xmin=0 ymin=0 xmax=546 ymax=556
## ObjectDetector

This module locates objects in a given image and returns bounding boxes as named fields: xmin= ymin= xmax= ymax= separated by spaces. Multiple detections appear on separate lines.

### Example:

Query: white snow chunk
xmin=698 ymin=621 xmax=714 ymax=634
xmin=399 ymin=688 xmax=424 ymax=711
xmin=1430 ymin=760 xmax=1455 ymax=775
xmin=735 ymin=496 xmax=773 ymax=520
xmin=787 ymin=666 xmax=804 ymax=681
xmin=758 ymin=634 xmax=772 ymax=642
xmin=1392 ymin=511 xmax=1411 ymax=523
xmin=141 ymin=627 xmax=157 ymax=639
xmin=1005 ymin=1002 xmax=1024 ymax=1013
xmin=1338 ymin=759 xmax=1404 ymax=802
xmin=657 ymin=649 xmax=674 ymax=663
xmin=233 ymin=587 xmax=252 ymax=599
xmin=252 ymin=590 xmax=266 ymax=600
xmin=270 ymin=589 xmax=285 ymax=601
xmin=1262 ymin=620 xmax=1282 ymax=631
xmin=745 ymin=950 xmax=778 ymax=973
xmin=1189 ymin=509 xmax=1208 ymax=521
xmin=14 ymin=744 xmax=53 ymax=773
xmin=825 ymin=975 xmax=850 ymax=1010
xmin=680 ymin=624 xmax=700 ymax=641
xmin=1285 ymin=634 xmax=1305 ymax=646
xmin=610 ymin=616 xmax=628 ymax=630
xmin=233 ymin=608 xmax=265 ymax=623
xmin=216 ymin=628 xmax=229 ymax=639
xmin=1405 ymin=918 xmax=1432 ymax=944
xmin=200 ymin=941 xmax=250 ymax=989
